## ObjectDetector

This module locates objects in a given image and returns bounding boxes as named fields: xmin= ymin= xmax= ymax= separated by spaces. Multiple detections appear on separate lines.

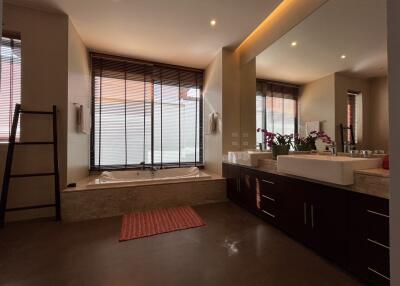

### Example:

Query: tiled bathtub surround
xmin=62 ymin=173 xmax=226 ymax=222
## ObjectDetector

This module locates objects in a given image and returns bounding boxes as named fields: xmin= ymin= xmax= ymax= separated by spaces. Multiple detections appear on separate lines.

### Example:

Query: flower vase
xmin=315 ymin=138 xmax=327 ymax=152
xmin=272 ymin=145 xmax=290 ymax=160
xmin=296 ymin=145 xmax=312 ymax=152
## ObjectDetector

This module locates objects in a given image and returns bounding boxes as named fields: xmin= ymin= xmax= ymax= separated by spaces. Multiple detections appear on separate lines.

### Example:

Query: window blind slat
xmin=0 ymin=37 xmax=21 ymax=141
xmin=91 ymin=54 xmax=203 ymax=170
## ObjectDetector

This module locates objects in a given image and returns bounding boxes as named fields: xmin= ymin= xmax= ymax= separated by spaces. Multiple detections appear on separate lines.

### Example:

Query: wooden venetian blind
xmin=0 ymin=36 xmax=21 ymax=141
xmin=91 ymin=53 xmax=203 ymax=169
xmin=256 ymin=80 xmax=298 ymax=144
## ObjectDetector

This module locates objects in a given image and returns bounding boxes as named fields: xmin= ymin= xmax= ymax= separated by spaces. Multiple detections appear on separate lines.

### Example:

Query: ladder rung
xmin=5 ymin=204 xmax=56 ymax=212
xmin=20 ymin=110 xmax=53 ymax=115
xmin=10 ymin=172 xmax=55 ymax=178
xmin=15 ymin=141 xmax=54 ymax=145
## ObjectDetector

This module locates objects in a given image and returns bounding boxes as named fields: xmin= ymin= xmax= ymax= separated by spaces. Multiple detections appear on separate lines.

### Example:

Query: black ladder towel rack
xmin=0 ymin=104 xmax=61 ymax=228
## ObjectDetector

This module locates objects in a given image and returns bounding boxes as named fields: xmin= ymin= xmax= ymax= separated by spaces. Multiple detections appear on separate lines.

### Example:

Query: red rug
xmin=119 ymin=206 xmax=205 ymax=242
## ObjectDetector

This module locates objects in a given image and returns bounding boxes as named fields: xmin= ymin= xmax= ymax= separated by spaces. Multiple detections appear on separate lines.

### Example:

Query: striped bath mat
xmin=119 ymin=206 xmax=205 ymax=242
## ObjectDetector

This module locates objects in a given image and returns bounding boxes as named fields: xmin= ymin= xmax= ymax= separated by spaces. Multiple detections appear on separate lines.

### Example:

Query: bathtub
xmin=87 ymin=167 xmax=211 ymax=188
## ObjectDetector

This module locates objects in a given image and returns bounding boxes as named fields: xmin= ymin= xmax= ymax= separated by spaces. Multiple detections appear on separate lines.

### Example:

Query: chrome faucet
xmin=150 ymin=166 xmax=159 ymax=177
xmin=329 ymin=141 xmax=337 ymax=156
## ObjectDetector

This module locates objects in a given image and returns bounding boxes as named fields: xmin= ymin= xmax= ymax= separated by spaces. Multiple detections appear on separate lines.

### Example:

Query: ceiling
xmin=256 ymin=0 xmax=387 ymax=84
xmin=6 ymin=0 xmax=282 ymax=69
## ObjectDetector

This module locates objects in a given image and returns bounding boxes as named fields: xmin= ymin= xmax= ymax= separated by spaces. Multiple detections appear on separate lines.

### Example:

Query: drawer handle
xmin=262 ymin=210 xmax=275 ymax=218
xmin=261 ymin=195 xmax=276 ymax=202
xmin=367 ymin=238 xmax=390 ymax=250
xmin=304 ymin=202 xmax=307 ymax=225
xmin=367 ymin=267 xmax=390 ymax=281
xmin=311 ymin=204 xmax=315 ymax=229
xmin=261 ymin=179 xmax=275 ymax=185
xmin=367 ymin=209 xmax=389 ymax=218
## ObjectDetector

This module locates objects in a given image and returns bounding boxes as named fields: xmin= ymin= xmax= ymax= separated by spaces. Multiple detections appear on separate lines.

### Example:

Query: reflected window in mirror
xmin=256 ymin=80 xmax=298 ymax=145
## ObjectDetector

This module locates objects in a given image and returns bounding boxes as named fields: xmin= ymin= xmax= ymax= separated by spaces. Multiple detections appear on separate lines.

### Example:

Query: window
xmin=91 ymin=54 xmax=203 ymax=169
xmin=347 ymin=90 xmax=362 ymax=144
xmin=0 ymin=35 xmax=21 ymax=141
xmin=256 ymin=80 xmax=298 ymax=145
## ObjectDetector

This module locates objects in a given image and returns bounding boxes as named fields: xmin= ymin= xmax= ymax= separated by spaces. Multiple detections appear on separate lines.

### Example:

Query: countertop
xmin=354 ymin=168 xmax=390 ymax=178
xmin=223 ymin=160 xmax=389 ymax=199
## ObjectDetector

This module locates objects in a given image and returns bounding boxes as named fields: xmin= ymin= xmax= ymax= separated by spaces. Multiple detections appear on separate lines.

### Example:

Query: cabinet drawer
xmin=260 ymin=195 xmax=278 ymax=214
xmin=259 ymin=202 xmax=278 ymax=224
xmin=366 ymin=209 xmax=389 ymax=247
xmin=365 ymin=241 xmax=390 ymax=280
xmin=363 ymin=194 xmax=389 ymax=215
xmin=257 ymin=173 xmax=281 ymax=197
xmin=259 ymin=207 xmax=277 ymax=221
xmin=259 ymin=190 xmax=278 ymax=221
xmin=260 ymin=192 xmax=277 ymax=205
xmin=366 ymin=270 xmax=390 ymax=286
xmin=367 ymin=262 xmax=390 ymax=286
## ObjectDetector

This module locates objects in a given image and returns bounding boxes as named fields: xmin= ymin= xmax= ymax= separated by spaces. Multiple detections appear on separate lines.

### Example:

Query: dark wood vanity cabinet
xmin=305 ymin=183 xmax=347 ymax=266
xmin=222 ymin=163 xmax=390 ymax=285
xmin=223 ymin=163 xmax=242 ymax=203
xmin=223 ymin=164 xmax=257 ymax=210
xmin=239 ymin=168 xmax=258 ymax=212
xmin=278 ymin=177 xmax=308 ymax=241
xmin=278 ymin=177 xmax=347 ymax=266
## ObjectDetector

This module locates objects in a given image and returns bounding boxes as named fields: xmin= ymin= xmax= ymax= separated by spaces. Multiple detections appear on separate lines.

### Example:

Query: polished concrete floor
xmin=0 ymin=202 xmax=363 ymax=286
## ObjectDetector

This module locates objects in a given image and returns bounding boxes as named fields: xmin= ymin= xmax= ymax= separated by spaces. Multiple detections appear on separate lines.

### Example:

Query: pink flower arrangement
xmin=257 ymin=128 xmax=332 ymax=151
xmin=309 ymin=130 xmax=332 ymax=144
xmin=293 ymin=131 xmax=331 ymax=151
xmin=257 ymin=128 xmax=293 ymax=148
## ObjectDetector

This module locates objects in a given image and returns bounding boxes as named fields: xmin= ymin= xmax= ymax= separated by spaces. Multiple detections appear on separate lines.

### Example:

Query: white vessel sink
xmin=277 ymin=155 xmax=382 ymax=185
xmin=227 ymin=151 xmax=273 ymax=167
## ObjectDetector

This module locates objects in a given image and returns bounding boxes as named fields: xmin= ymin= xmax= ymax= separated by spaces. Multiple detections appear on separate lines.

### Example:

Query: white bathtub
xmin=87 ymin=167 xmax=211 ymax=188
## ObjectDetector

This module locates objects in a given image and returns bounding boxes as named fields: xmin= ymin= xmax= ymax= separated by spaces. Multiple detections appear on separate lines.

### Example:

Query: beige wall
xmin=239 ymin=57 xmax=257 ymax=149
xmin=204 ymin=48 xmax=256 ymax=175
xmin=299 ymin=73 xmax=388 ymax=152
xmin=0 ymin=4 xmax=69 ymax=221
xmin=221 ymin=49 xmax=256 ymax=152
xmin=368 ymin=76 xmax=388 ymax=151
xmin=388 ymin=0 xmax=400 ymax=282
xmin=221 ymin=49 xmax=241 ymax=154
xmin=203 ymin=50 xmax=223 ymax=175
xmin=0 ymin=4 xmax=91 ymax=222
xmin=298 ymin=74 xmax=336 ymax=139
xmin=67 ymin=21 xmax=91 ymax=184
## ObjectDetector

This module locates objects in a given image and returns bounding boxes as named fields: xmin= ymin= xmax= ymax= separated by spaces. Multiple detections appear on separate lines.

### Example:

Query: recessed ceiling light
xmin=341 ymin=54 xmax=347 ymax=59
xmin=291 ymin=41 xmax=297 ymax=47
xmin=210 ymin=19 xmax=217 ymax=27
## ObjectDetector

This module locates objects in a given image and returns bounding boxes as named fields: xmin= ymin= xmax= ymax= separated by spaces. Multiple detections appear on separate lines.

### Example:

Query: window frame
xmin=347 ymin=90 xmax=362 ymax=145
xmin=89 ymin=53 xmax=204 ymax=171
